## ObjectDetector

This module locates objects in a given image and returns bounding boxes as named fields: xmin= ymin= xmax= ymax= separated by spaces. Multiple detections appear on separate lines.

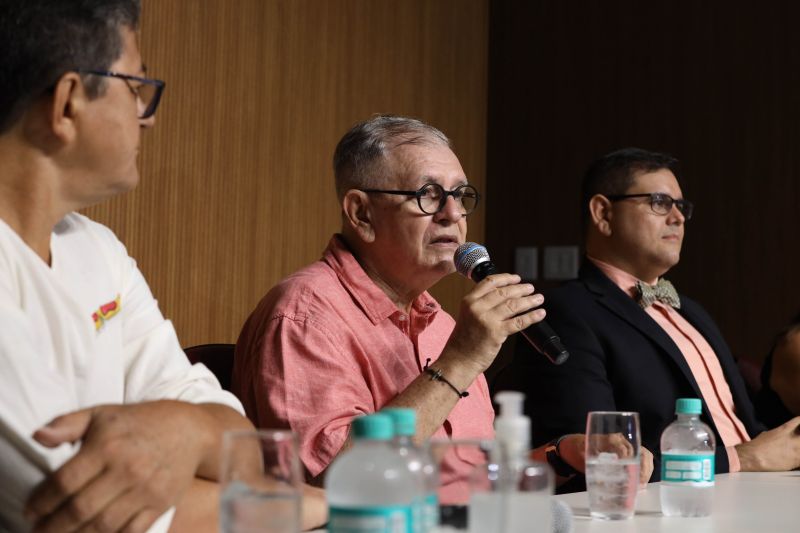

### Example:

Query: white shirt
xmin=0 ymin=213 xmax=243 ymax=531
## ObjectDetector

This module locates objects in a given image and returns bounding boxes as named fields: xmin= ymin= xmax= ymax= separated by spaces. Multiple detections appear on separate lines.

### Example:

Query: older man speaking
xmin=233 ymin=115 xmax=548 ymax=499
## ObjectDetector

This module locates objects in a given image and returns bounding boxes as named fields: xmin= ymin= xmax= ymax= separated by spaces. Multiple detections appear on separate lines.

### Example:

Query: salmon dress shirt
xmin=233 ymin=235 xmax=495 ymax=502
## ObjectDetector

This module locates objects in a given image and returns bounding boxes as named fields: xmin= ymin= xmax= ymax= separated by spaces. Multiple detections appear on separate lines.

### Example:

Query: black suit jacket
xmin=494 ymin=261 xmax=764 ymax=489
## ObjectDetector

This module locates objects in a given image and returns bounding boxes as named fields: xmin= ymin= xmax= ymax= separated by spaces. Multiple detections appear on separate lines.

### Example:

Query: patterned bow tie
xmin=635 ymin=279 xmax=681 ymax=309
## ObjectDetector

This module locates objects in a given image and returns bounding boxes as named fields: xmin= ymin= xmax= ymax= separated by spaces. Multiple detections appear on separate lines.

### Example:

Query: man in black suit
xmin=495 ymin=148 xmax=800 ymax=491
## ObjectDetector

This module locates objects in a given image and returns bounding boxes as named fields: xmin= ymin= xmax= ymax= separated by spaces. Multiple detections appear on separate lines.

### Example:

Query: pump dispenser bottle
xmin=469 ymin=392 xmax=553 ymax=533
xmin=493 ymin=392 xmax=531 ymax=470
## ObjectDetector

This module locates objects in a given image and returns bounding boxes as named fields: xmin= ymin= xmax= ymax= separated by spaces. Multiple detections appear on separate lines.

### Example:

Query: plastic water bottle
xmin=382 ymin=408 xmax=438 ymax=533
xmin=660 ymin=398 xmax=716 ymax=517
xmin=326 ymin=414 xmax=419 ymax=532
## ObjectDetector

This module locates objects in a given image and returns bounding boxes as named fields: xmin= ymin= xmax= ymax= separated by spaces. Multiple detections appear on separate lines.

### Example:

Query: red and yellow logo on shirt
xmin=92 ymin=295 xmax=121 ymax=331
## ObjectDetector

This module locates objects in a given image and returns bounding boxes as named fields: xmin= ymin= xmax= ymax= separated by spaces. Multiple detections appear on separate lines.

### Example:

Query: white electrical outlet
xmin=514 ymin=246 xmax=538 ymax=280
xmin=543 ymin=246 xmax=579 ymax=280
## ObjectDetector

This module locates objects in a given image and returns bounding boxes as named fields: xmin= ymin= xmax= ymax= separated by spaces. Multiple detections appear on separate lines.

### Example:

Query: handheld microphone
xmin=454 ymin=242 xmax=569 ymax=365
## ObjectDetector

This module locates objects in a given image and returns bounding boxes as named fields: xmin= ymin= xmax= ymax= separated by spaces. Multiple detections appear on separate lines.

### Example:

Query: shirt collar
xmin=322 ymin=234 xmax=441 ymax=325
xmin=587 ymin=255 xmax=644 ymax=300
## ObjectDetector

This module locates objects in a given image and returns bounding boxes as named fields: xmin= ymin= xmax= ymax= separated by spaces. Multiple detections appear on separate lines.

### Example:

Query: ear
xmin=46 ymin=72 xmax=87 ymax=143
xmin=589 ymin=194 xmax=613 ymax=237
xmin=342 ymin=190 xmax=376 ymax=243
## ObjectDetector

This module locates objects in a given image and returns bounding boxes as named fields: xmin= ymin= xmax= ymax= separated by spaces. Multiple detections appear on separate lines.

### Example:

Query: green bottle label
xmin=423 ymin=492 xmax=439 ymax=530
xmin=661 ymin=453 xmax=715 ymax=484
xmin=329 ymin=504 xmax=414 ymax=533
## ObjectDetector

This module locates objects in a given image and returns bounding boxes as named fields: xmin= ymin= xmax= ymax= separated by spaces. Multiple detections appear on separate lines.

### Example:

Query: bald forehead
xmin=382 ymin=141 xmax=463 ymax=189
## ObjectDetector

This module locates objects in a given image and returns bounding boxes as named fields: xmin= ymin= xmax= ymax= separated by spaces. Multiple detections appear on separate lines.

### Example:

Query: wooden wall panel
xmin=487 ymin=1 xmax=800 ymax=364
xmin=85 ymin=0 xmax=488 ymax=347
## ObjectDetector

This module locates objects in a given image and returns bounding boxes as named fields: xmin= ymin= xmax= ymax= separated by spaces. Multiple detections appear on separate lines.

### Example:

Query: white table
xmin=313 ymin=472 xmax=800 ymax=532
xmin=556 ymin=471 xmax=800 ymax=533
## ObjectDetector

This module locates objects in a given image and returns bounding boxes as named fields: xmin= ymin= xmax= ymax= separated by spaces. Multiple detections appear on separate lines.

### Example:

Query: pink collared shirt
xmin=589 ymin=257 xmax=749 ymax=472
xmin=233 ymin=235 xmax=494 ymax=501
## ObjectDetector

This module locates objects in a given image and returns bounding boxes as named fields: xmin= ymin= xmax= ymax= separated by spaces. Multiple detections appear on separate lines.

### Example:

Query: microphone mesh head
xmin=551 ymin=499 xmax=574 ymax=533
xmin=454 ymin=242 xmax=490 ymax=278
xmin=550 ymin=499 xmax=573 ymax=533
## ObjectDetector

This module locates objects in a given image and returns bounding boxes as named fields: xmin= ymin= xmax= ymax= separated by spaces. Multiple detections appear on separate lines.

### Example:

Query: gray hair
xmin=332 ymin=114 xmax=452 ymax=200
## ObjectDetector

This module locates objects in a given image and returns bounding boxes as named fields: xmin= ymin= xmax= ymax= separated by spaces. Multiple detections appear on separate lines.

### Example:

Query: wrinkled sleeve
xmin=251 ymin=314 xmax=375 ymax=477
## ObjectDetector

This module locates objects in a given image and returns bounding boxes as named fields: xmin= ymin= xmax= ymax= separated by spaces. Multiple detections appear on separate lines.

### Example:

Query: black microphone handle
xmin=469 ymin=260 xmax=569 ymax=365
xmin=519 ymin=322 xmax=570 ymax=365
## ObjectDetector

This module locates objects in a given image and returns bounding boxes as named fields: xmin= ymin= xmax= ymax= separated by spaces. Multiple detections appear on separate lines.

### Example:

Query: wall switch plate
xmin=543 ymin=246 xmax=579 ymax=280
xmin=514 ymin=246 xmax=538 ymax=280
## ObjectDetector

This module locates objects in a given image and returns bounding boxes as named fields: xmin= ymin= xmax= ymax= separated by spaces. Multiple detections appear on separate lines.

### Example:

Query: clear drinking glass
xmin=468 ymin=459 xmax=553 ymax=533
xmin=585 ymin=411 xmax=641 ymax=520
xmin=428 ymin=439 xmax=493 ymax=531
xmin=219 ymin=429 xmax=302 ymax=533
xmin=428 ymin=439 xmax=552 ymax=532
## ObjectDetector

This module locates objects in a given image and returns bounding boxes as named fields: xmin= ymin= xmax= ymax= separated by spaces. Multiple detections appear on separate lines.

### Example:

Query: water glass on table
xmin=220 ymin=429 xmax=302 ymax=533
xmin=428 ymin=439 xmax=493 ymax=531
xmin=468 ymin=459 xmax=552 ymax=533
xmin=585 ymin=411 xmax=641 ymax=520
xmin=428 ymin=439 xmax=552 ymax=533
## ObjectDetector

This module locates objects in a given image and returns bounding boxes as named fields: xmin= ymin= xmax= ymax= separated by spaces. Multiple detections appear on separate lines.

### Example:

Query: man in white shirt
xmin=0 ymin=1 xmax=262 ymax=531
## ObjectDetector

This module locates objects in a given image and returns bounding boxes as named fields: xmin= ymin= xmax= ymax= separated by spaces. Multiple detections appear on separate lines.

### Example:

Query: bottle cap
xmin=352 ymin=414 xmax=394 ymax=440
xmin=675 ymin=398 xmax=702 ymax=415
xmin=382 ymin=408 xmax=416 ymax=437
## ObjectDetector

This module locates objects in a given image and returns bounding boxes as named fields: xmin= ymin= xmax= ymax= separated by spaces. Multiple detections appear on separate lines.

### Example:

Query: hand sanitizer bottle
xmin=469 ymin=392 xmax=553 ymax=533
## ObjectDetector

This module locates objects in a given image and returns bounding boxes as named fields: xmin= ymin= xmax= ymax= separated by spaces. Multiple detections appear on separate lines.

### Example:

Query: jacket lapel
xmin=580 ymin=262 xmax=704 ymax=399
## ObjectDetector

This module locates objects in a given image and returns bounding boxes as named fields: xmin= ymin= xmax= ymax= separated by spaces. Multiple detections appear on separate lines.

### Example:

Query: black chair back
xmin=184 ymin=343 xmax=235 ymax=391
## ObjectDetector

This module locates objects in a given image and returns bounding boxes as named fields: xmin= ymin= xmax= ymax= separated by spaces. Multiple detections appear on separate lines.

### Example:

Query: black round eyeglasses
xmin=359 ymin=183 xmax=480 ymax=216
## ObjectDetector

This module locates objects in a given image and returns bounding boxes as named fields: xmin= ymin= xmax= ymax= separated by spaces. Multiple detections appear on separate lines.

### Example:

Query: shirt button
xmin=398 ymin=314 xmax=407 ymax=321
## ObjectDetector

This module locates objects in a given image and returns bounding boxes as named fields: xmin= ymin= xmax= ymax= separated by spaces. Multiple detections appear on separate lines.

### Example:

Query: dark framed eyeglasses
xmin=78 ymin=69 xmax=165 ymax=119
xmin=359 ymin=183 xmax=480 ymax=216
xmin=606 ymin=192 xmax=694 ymax=220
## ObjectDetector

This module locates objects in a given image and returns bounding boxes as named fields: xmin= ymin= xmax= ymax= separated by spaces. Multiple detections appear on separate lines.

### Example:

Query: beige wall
xmin=84 ymin=0 xmax=488 ymax=347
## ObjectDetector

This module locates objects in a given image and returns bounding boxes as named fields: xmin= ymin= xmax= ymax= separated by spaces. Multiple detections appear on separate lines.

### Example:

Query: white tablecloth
xmin=556 ymin=471 xmax=800 ymax=533
xmin=312 ymin=471 xmax=800 ymax=532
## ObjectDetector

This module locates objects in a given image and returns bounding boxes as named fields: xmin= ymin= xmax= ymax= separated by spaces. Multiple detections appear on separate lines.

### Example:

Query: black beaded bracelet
xmin=423 ymin=358 xmax=469 ymax=399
